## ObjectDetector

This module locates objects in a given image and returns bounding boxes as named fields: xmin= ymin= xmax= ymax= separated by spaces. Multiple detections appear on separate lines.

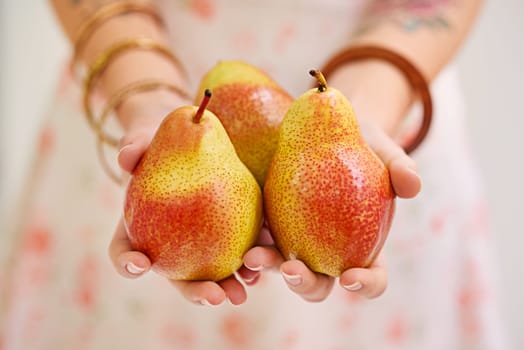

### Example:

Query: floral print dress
xmin=0 ymin=1 xmax=509 ymax=349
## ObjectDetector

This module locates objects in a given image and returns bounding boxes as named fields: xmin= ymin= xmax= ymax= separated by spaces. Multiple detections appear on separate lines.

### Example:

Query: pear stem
xmin=309 ymin=69 xmax=327 ymax=92
xmin=193 ymin=89 xmax=212 ymax=123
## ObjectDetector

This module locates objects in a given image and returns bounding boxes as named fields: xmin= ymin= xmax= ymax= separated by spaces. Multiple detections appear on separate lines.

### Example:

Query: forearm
xmin=49 ymin=0 xmax=187 ymax=130
xmin=328 ymin=0 xmax=483 ymax=134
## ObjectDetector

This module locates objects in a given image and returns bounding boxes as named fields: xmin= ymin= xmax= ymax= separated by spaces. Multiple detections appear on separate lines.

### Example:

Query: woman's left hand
xmin=238 ymin=119 xmax=421 ymax=302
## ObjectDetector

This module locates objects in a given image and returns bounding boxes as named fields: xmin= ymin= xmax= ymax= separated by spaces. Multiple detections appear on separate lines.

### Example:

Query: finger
xmin=339 ymin=253 xmax=388 ymax=299
xmin=280 ymin=260 xmax=335 ymax=302
xmin=243 ymin=245 xmax=284 ymax=272
xmin=108 ymin=219 xmax=151 ymax=278
xmin=117 ymin=141 xmax=149 ymax=174
xmin=366 ymin=126 xmax=421 ymax=198
xmin=237 ymin=226 xmax=278 ymax=285
xmin=238 ymin=245 xmax=284 ymax=285
xmin=219 ymin=276 xmax=247 ymax=305
xmin=236 ymin=266 xmax=261 ymax=286
xmin=118 ymin=130 xmax=155 ymax=173
xmin=171 ymin=280 xmax=227 ymax=306
xmin=388 ymin=156 xmax=421 ymax=198
xmin=256 ymin=225 xmax=275 ymax=245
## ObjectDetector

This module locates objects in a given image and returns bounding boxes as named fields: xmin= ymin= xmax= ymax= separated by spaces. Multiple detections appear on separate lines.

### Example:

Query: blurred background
xmin=1 ymin=1 xmax=523 ymax=348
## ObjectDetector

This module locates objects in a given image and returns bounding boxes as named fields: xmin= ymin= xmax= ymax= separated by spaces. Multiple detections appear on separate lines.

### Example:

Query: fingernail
xmin=343 ymin=281 xmax=362 ymax=291
xmin=226 ymin=297 xmax=241 ymax=307
xmin=242 ymin=274 xmax=259 ymax=284
xmin=196 ymin=298 xmax=223 ymax=307
xmin=198 ymin=298 xmax=213 ymax=307
xmin=118 ymin=144 xmax=133 ymax=156
xmin=282 ymin=272 xmax=302 ymax=286
xmin=407 ymin=167 xmax=420 ymax=178
xmin=125 ymin=262 xmax=145 ymax=275
xmin=244 ymin=263 xmax=264 ymax=272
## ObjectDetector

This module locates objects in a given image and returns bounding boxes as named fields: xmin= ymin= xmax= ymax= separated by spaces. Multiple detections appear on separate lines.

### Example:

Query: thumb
xmin=117 ymin=129 xmax=156 ymax=173
xmin=109 ymin=218 xmax=152 ymax=279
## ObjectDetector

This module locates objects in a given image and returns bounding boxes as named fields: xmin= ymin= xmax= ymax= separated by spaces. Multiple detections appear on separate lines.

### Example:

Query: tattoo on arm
xmin=360 ymin=0 xmax=457 ymax=33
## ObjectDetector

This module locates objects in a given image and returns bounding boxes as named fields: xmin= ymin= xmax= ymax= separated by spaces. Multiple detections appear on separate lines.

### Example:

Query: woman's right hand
xmin=108 ymin=100 xmax=251 ymax=307
xmin=109 ymin=216 xmax=250 ymax=307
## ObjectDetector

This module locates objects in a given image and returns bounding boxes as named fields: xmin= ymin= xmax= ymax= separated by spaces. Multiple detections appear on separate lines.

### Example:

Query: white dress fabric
xmin=0 ymin=1 xmax=509 ymax=349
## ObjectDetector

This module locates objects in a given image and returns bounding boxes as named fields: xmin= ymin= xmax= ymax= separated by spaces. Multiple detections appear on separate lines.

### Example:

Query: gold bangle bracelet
xmin=73 ymin=1 xmax=165 ymax=65
xmin=83 ymin=37 xmax=188 ymax=146
xmin=319 ymin=45 xmax=433 ymax=154
xmin=96 ymin=80 xmax=190 ymax=184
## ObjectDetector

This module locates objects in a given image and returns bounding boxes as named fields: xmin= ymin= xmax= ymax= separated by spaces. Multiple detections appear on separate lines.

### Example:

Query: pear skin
xmin=264 ymin=71 xmax=395 ymax=277
xmin=124 ymin=91 xmax=263 ymax=281
xmin=195 ymin=61 xmax=293 ymax=185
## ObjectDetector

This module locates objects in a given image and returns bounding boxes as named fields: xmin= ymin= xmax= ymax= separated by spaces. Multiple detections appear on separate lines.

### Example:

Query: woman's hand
xmin=109 ymin=217 xmax=249 ymax=306
xmin=238 ymin=119 xmax=421 ymax=302
xmin=108 ymin=103 xmax=250 ymax=306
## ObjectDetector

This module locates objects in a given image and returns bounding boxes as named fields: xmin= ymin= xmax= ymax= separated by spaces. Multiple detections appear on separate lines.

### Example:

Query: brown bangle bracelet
xmin=319 ymin=45 xmax=433 ymax=154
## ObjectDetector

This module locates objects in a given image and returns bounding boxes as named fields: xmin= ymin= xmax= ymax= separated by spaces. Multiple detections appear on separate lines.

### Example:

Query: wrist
xmin=80 ymin=12 xmax=188 ymax=131
xmin=327 ymin=60 xmax=413 ymax=135
xmin=118 ymin=89 xmax=188 ymax=132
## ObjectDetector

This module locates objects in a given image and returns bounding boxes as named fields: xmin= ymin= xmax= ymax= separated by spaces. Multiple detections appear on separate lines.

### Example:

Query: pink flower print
xmin=430 ymin=206 xmax=451 ymax=235
xmin=22 ymin=224 xmax=52 ymax=256
xmin=8 ymin=221 xmax=53 ymax=292
xmin=22 ymin=308 xmax=45 ymax=343
xmin=37 ymin=125 xmax=55 ymax=157
xmin=220 ymin=312 xmax=254 ymax=348
xmin=189 ymin=0 xmax=216 ymax=21
xmin=77 ymin=226 xmax=95 ymax=245
xmin=58 ymin=61 xmax=75 ymax=98
xmin=77 ymin=324 xmax=95 ymax=345
xmin=457 ymin=287 xmax=484 ymax=309
xmin=464 ymin=200 xmax=490 ymax=237
xmin=273 ymin=23 xmax=297 ymax=54
xmin=386 ymin=314 xmax=409 ymax=345
xmin=337 ymin=313 xmax=356 ymax=332
xmin=457 ymin=287 xmax=483 ymax=337
xmin=229 ymin=30 xmax=258 ymax=54
xmin=73 ymin=255 xmax=99 ymax=311
xmin=456 ymin=259 xmax=490 ymax=338
xmin=457 ymin=258 xmax=488 ymax=338
xmin=160 ymin=323 xmax=196 ymax=348
xmin=279 ymin=329 xmax=299 ymax=349
xmin=97 ymin=180 xmax=120 ymax=211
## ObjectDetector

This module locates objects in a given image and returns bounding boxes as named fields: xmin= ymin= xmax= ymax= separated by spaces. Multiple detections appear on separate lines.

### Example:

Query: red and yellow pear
xmin=124 ymin=90 xmax=262 ymax=281
xmin=195 ymin=60 xmax=293 ymax=185
xmin=264 ymin=70 xmax=395 ymax=277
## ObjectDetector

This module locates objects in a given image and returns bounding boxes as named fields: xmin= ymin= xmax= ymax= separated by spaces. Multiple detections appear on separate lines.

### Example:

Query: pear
xmin=124 ymin=90 xmax=263 ymax=281
xmin=264 ymin=71 xmax=395 ymax=277
xmin=195 ymin=61 xmax=293 ymax=185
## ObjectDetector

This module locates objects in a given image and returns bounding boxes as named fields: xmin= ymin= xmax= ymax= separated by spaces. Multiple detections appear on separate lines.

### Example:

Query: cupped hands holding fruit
xmin=109 ymin=62 xmax=421 ymax=306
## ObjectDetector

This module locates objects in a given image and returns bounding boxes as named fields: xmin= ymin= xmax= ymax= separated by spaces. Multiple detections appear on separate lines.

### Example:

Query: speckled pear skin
xmin=124 ymin=106 xmax=263 ymax=281
xmin=264 ymin=85 xmax=395 ymax=277
xmin=195 ymin=61 xmax=293 ymax=185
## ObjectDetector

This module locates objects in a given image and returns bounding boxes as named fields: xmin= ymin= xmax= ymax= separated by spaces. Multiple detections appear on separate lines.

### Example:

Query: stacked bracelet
xmin=96 ymin=79 xmax=191 ymax=184
xmin=82 ymin=37 xmax=189 ymax=148
xmin=73 ymin=1 xmax=165 ymax=66
xmin=73 ymin=2 xmax=190 ymax=183
xmin=319 ymin=45 xmax=433 ymax=154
